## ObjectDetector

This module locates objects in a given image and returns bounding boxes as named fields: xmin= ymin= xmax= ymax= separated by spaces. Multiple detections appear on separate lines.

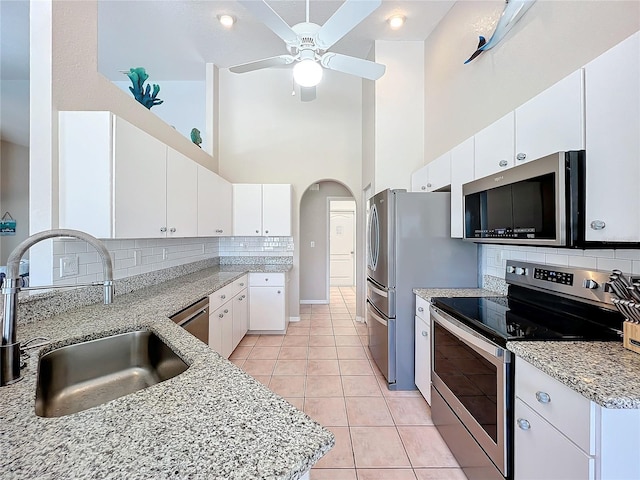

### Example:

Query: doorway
xmin=329 ymin=199 xmax=356 ymax=287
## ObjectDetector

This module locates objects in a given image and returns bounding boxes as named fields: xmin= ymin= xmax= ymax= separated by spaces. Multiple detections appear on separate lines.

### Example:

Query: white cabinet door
xmin=210 ymin=302 xmax=233 ymax=359
xmin=450 ymin=137 xmax=475 ymax=238
xmin=197 ymin=166 xmax=232 ymax=237
xmin=584 ymin=32 xmax=640 ymax=242
xmin=515 ymin=69 xmax=585 ymax=165
xmin=233 ymin=184 xmax=263 ymax=236
xmin=262 ymin=184 xmax=292 ymax=236
xmin=414 ymin=313 xmax=431 ymax=405
xmin=411 ymin=164 xmax=429 ymax=192
xmin=166 ymin=148 xmax=198 ymax=238
xmin=232 ymin=288 xmax=249 ymax=350
xmin=249 ymin=286 xmax=286 ymax=331
xmin=113 ymin=116 xmax=168 ymax=239
xmin=515 ymin=399 xmax=595 ymax=480
xmin=474 ymin=112 xmax=515 ymax=179
xmin=426 ymin=152 xmax=451 ymax=192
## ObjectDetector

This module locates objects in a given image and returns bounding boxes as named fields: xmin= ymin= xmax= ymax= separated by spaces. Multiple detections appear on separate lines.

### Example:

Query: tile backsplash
xmin=480 ymin=244 xmax=640 ymax=279
xmin=219 ymin=236 xmax=294 ymax=256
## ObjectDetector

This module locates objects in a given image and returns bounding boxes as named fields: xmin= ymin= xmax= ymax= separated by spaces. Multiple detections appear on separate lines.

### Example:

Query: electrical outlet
xmin=162 ymin=248 xmax=168 ymax=260
xmin=201 ymin=244 xmax=206 ymax=254
xmin=134 ymin=249 xmax=142 ymax=266
xmin=59 ymin=255 xmax=79 ymax=277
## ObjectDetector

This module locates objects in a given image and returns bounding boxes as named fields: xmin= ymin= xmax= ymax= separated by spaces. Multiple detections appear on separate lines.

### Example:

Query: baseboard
xmin=299 ymin=300 xmax=329 ymax=305
xmin=289 ymin=316 xmax=301 ymax=323
xmin=355 ymin=315 xmax=365 ymax=324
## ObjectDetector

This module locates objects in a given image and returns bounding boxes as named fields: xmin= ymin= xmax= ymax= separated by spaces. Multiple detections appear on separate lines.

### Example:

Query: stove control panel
xmin=533 ymin=268 xmax=574 ymax=286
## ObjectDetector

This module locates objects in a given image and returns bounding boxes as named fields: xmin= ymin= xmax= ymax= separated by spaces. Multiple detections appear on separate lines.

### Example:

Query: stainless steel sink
xmin=35 ymin=330 xmax=188 ymax=417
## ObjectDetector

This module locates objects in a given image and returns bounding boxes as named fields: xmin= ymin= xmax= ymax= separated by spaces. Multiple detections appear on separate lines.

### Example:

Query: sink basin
xmin=35 ymin=330 xmax=188 ymax=417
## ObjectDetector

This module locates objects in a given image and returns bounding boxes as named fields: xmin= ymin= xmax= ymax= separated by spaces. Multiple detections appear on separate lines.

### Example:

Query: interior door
xmin=330 ymin=209 xmax=355 ymax=286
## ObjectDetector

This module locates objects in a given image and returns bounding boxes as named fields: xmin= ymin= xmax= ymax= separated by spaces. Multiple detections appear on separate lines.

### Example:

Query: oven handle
xmin=367 ymin=300 xmax=388 ymax=327
xmin=430 ymin=306 xmax=510 ymax=362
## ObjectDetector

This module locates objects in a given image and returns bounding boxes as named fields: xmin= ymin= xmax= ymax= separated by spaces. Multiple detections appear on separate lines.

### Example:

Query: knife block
xmin=623 ymin=321 xmax=640 ymax=354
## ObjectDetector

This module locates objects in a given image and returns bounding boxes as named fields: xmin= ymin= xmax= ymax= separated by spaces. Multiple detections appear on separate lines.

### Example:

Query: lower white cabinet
xmin=209 ymin=275 xmax=248 ymax=358
xmin=232 ymin=288 xmax=249 ymax=350
xmin=414 ymin=295 xmax=431 ymax=404
xmin=249 ymin=272 xmax=289 ymax=332
xmin=210 ymin=303 xmax=233 ymax=359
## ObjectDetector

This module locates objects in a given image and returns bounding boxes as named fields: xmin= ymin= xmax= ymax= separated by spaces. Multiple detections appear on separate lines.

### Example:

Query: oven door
xmin=430 ymin=305 xmax=511 ymax=477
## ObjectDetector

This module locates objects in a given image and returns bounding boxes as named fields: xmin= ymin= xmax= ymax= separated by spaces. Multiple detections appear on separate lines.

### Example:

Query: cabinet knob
xmin=215 ymin=229 xmax=223 ymax=233
xmin=239 ymin=283 xmax=244 ymax=286
xmin=265 ymin=230 xmax=269 ymax=234
xmin=224 ymin=309 xmax=229 ymax=314
xmin=265 ymin=278 xmax=269 ymax=282
xmin=535 ymin=391 xmax=551 ymax=404
xmin=277 ymin=290 xmax=281 ymax=294
xmin=499 ymin=160 xmax=509 ymax=167
xmin=218 ymin=313 xmax=224 ymax=318
xmin=170 ymin=227 xmax=176 ymax=233
xmin=220 ymin=294 xmax=226 ymax=299
xmin=421 ymin=331 xmax=428 ymax=337
xmin=426 ymin=183 xmax=432 ymax=188
xmin=160 ymin=227 xmax=167 ymax=232
xmin=421 ymin=186 xmax=426 ymax=191
xmin=590 ymin=220 xmax=606 ymax=230
xmin=517 ymin=418 xmax=531 ymax=430
xmin=256 ymin=230 xmax=260 ymax=234
xmin=516 ymin=152 xmax=527 ymax=161
xmin=418 ymin=307 xmax=424 ymax=312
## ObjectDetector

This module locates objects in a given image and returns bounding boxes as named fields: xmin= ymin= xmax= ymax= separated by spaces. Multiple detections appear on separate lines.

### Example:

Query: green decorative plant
xmin=126 ymin=67 xmax=163 ymax=109
xmin=190 ymin=128 xmax=203 ymax=148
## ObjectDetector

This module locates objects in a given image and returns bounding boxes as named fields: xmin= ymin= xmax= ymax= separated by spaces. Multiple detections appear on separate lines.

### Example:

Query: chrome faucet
xmin=1 ymin=229 xmax=115 ymax=386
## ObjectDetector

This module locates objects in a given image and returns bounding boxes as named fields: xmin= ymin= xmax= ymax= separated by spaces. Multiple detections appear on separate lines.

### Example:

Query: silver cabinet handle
xmin=218 ymin=313 xmax=224 ymax=318
xmin=426 ymin=183 xmax=432 ymax=188
xmin=590 ymin=220 xmax=606 ymax=230
xmin=421 ymin=331 xmax=428 ymax=337
xmin=499 ymin=160 xmax=509 ymax=167
xmin=239 ymin=283 xmax=244 ymax=286
xmin=535 ymin=391 xmax=551 ymax=404
xmin=516 ymin=152 xmax=527 ymax=161
xmin=220 ymin=294 xmax=226 ymax=300
xmin=160 ymin=227 xmax=167 ymax=232
xmin=418 ymin=306 xmax=424 ymax=312
xmin=170 ymin=227 xmax=176 ymax=233
xmin=224 ymin=309 xmax=229 ymax=314
xmin=421 ymin=186 xmax=426 ymax=191
xmin=517 ymin=418 xmax=531 ymax=430
xmin=277 ymin=290 xmax=281 ymax=294
xmin=265 ymin=278 xmax=269 ymax=282
xmin=215 ymin=229 xmax=223 ymax=233
xmin=265 ymin=230 xmax=269 ymax=234
xmin=255 ymin=230 xmax=260 ymax=234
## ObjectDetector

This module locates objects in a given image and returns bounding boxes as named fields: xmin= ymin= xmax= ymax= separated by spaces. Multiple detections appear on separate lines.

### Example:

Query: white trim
xmin=355 ymin=315 xmax=366 ymax=324
xmin=300 ymin=300 xmax=329 ymax=305
xmin=288 ymin=316 xmax=301 ymax=323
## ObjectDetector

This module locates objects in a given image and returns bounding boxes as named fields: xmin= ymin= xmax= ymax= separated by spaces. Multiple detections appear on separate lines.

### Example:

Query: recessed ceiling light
xmin=388 ymin=14 xmax=405 ymax=30
xmin=218 ymin=14 xmax=235 ymax=28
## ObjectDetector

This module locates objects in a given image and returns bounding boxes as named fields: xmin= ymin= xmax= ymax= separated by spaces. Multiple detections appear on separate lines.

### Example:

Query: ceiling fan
xmin=229 ymin=0 xmax=386 ymax=102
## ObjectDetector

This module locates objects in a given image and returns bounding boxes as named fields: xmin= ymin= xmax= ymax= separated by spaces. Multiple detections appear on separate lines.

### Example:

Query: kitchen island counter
xmin=0 ymin=265 xmax=332 ymax=480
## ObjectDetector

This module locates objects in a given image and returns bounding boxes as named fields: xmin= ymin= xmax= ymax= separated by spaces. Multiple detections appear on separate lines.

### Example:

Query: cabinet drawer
xmin=515 ymin=399 xmax=594 ymax=480
xmin=415 ymin=296 xmax=430 ymax=320
xmin=209 ymin=283 xmax=236 ymax=310
xmin=249 ymin=272 xmax=285 ymax=287
xmin=516 ymin=358 xmax=594 ymax=454
xmin=233 ymin=274 xmax=248 ymax=292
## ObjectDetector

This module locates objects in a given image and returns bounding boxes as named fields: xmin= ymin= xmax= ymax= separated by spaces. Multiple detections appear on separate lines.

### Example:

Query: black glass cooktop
xmin=432 ymin=293 xmax=623 ymax=347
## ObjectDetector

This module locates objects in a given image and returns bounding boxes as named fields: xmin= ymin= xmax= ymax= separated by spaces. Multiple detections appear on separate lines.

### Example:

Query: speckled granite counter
xmin=508 ymin=341 xmax=640 ymax=409
xmin=413 ymin=287 xmax=501 ymax=301
xmin=1 ymin=265 xmax=332 ymax=480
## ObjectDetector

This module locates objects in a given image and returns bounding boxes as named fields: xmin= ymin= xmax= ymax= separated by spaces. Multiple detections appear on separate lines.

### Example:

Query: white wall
xmin=424 ymin=0 xmax=640 ymax=162
xmin=0 ymin=141 xmax=29 ymax=264
xmin=218 ymin=66 xmax=364 ymax=317
xmin=373 ymin=41 xmax=425 ymax=194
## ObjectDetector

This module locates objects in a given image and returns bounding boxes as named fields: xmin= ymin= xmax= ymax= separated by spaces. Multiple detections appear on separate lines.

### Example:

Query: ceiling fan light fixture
xmin=388 ymin=14 xmax=405 ymax=30
xmin=293 ymin=59 xmax=323 ymax=87
xmin=218 ymin=14 xmax=235 ymax=28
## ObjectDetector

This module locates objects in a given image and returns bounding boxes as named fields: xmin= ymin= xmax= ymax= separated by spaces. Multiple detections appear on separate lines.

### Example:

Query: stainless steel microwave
xmin=463 ymin=151 xmax=585 ymax=247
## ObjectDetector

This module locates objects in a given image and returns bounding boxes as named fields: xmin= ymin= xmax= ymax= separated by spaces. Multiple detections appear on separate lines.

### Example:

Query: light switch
xmin=310 ymin=241 xmax=315 ymax=248
xmin=59 ymin=255 xmax=79 ymax=277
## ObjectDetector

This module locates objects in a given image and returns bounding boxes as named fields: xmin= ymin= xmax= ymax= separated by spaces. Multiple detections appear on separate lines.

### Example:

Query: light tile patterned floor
xmin=230 ymin=286 xmax=467 ymax=480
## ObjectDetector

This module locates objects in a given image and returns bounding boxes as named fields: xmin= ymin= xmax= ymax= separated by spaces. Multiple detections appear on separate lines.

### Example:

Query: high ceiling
xmin=0 ymin=0 xmax=457 ymax=146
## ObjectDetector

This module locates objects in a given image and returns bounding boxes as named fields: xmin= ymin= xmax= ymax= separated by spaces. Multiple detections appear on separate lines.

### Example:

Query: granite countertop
xmin=508 ymin=340 xmax=640 ymax=409
xmin=1 ymin=265 xmax=332 ymax=480
xmin=413 ymin=287 xmax=501 ymax=301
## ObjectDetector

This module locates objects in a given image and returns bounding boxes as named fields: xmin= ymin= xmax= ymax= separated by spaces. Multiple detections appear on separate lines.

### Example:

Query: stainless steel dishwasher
xmin=170 ymin=297 xmax=209 ymax=345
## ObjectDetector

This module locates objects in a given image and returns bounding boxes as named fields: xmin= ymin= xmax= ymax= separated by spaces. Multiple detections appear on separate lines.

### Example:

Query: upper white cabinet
xmin=583 ymin=32 xmax=640 ymax=243
xmin=474 ymin=112 xmax=515 ymax=179
xmin=514 ymin=70 xmax=585 ymax=165
xmin=411 ymin=152 xmax=451 ymax=192
xmin=450 ymin=138 xmax=475 ymax=238
xmin=166 ymin=148 xmax=198 ymax=238
xmin=233 ymin=184 xmax=292 ymax=236
xmin=197 ymin=165 xmax=232 ymax=237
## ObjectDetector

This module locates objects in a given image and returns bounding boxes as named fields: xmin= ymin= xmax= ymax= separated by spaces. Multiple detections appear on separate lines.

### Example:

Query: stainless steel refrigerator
xmin=366 ymin=189 xmax=478 ymax=390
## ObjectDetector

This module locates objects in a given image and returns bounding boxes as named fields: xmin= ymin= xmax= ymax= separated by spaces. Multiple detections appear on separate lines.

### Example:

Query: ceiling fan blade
xmin=229 ymin=55 xmax=295 ymax=74
xmin=238 ymin=0 xmax=298 ymax=46
xmin=320 ymin=53 xmax=385 ymax=81
xmin=300 ymin=86 xmax=316 ymax=102
xmin=316 ymin=0 xmax=382 ymax=50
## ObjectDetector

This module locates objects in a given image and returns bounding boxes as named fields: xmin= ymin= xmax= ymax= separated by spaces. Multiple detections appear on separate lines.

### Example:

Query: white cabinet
xmin=414 ymin=295 xmax=431 ymax=405
xmin=583 ymin=31 xmax=640 ymax=243
xmin=514 ymin=357 xmax=640 ymax=480
xmin=232 ymin=281 xmax=249 ymax=350
xmin=197 ymin=165 xmax=232 ymax=236
xmin=249 ymin=272 xmax=289 ymax=332
xmin=474 ymin=112 xmax=515 ymax=179
xmin=210 ymin=302 xmax=233 ymax=359
xmin=514 ymin=69 xmax=585 ymax=165
xmin=411 ymin=152 xmax=451 ymax=192
xmin=59 ymin=111 xmax=201 ymax=239
xmin=233 ymin=184 xmax=292 ymax=236
xmin=209 ymin=274 xmax=248 ymax=358
xmin=450 ymin=138 xmax=475 ymax=238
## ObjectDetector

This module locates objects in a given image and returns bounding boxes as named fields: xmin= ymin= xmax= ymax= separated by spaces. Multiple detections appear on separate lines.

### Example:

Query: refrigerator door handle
xmin=367 ymin=301 xmax=388 ymax=327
